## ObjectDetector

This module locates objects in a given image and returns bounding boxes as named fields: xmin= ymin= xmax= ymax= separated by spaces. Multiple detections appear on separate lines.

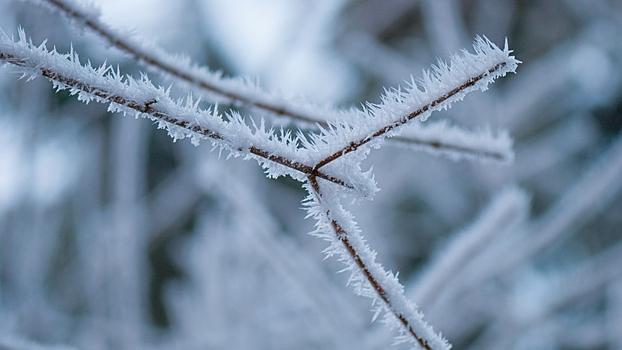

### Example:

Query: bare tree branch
xmin=34 ymin=0 xmax=514 ymax=163
xmin=305 ymin=176 xmax=450 ymax=350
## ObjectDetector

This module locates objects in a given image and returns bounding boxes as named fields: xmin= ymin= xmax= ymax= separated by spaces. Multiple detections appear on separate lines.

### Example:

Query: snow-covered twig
xmin=304 ymin=176 xmax=450 ymax=350
xmin=30 ymin=0 xmax=338 ymax=123
xmin=0 ymin=30 xmax=369 ymax=193
xmin=392 ymin=121 xmax=514 ymax=162
xmin=311 ymin=37 xmax=519 ymax=171
xmin=31 ymin=0 xmax=514 ymax=164
xmin=0 ymin=23 xmax=521 ymax=349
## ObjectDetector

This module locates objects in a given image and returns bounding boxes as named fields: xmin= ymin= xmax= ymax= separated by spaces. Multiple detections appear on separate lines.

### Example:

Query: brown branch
xmin=40 ymin=0 xmax=508 ymax=162
xmin=0 ymin=51 xmax=352 ymax=189
xmin=308 ymin=175 xmax=435 ymax=350
xmin=391 ymin=135 xmax=509 ymax=162
xmin=314 ymin=62 xmax=507 ymax=171
xmin=44 ymin=0 xmax=320 ymax=124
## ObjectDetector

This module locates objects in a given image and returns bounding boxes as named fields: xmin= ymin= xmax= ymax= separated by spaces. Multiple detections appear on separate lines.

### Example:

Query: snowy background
xmin=1 ymin=0 xmax=622 ymax=349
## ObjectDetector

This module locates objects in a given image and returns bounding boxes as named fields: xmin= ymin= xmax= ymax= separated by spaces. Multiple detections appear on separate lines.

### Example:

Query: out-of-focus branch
xmin=429 ymin=132 xmax=622 ymax=340
xmin=198 ymin=161 xmax=367 ymax=346
xmin=476 ymin=133 xmax=622 ymax=283
xmin=147 ymin=164 xmax=202 ymax=242
xmin=481 ymin=242 xmax=622 ymax=350
xmin=410 ymin=188 xmax=529 ymax=306
xmin=421 ymin=0 xmax=469 ymax=55
xmin=392 ymin=121 xmax=514 ymax=162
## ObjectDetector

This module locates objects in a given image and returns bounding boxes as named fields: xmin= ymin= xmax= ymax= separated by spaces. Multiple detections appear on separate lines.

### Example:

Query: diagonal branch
xmin=388 ymin=120 xmax=514 ymax=162
xmin=305 ymin=176 xmax=450 ymax=350
xmin=0 ymin=33 xmax=358 ymax=191
xmin=464 ymin=131 xmax=622 ymax=287
xmin=392 ymin=135 xmax=507 ymax=162
xmin=314 ymin=58 xmax=514 ymax=171
xmin=36 ymin=0 xmax=333 ymax=124
xmin=33 ymin=0 xmax=513 ymax=164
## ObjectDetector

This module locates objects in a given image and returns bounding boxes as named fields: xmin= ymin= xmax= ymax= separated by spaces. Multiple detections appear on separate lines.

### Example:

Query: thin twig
xmin=308 ymin=176 xmax=444 ymax=350
xmin=0 ymin=50 xmax=352 ymax=189
xmin=391 ymin=135 xmax=509 ymax=162
xmin=38 ymin=0 xmax=512 ymax=162
xmin=42 ymin=0 xmax=321 ymax=124
xmin=314 ymin=62 xmax=507 ymax=171
xmin=0 ymin=23 xmax=519 ymax=349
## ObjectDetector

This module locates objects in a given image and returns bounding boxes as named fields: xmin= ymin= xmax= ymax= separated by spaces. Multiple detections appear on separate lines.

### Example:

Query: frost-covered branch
xmin=0 ymin=30 xmax=370 ymax=193
xmin=31 ymin=0 xmax=514 ymax=164
xmin=311 ymin=37 xmax=519 ymax=171
xmin=0 ymin=15 xmax=523 ymax=348
xmin=31 ymin=0 xmax=334 ymax=123
xmin=304 ymin=176 xmax=450 ymax=350
xmin=392 ymin=121 xmax=514 ymax=162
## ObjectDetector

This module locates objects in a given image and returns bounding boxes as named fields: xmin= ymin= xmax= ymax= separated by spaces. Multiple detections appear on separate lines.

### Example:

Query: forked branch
xmin=39 ymin=0 xmax=322 ymax=123
xmin=314 ymin=60 xmax=513 ymax=171
xmin=0 ymin=17 xmax=522 ymax=348
xmin=35 ymin=0 xmax=513 ymax=163
xmin=0 ymin=33 xmax=360 ymax=191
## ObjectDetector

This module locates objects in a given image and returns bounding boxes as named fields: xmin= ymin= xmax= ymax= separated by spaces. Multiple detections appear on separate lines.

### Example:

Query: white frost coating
xmin=411 ymin=187 xmax=529 ymax=306
xmin=392 ymin=120 xmax=514 ymax=162
xmin=0 ymin=25 xmax=519 ymax=349
xmin=29 ymin=0 xmax=517 ymax=165
xmin=27 ymin=0 xmax=354 ymax=124
xmin=303 ymin=181 xmax=451 ymax=350
xmin=304 ymin=36 xmax=520 ymax=165
xmin=0 ymin=29 xmax=375 ymax=195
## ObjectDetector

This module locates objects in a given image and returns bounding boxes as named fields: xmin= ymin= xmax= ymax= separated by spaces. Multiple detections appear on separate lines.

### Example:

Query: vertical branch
xmin=306 ymin=176 xmax=450 ymax=350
